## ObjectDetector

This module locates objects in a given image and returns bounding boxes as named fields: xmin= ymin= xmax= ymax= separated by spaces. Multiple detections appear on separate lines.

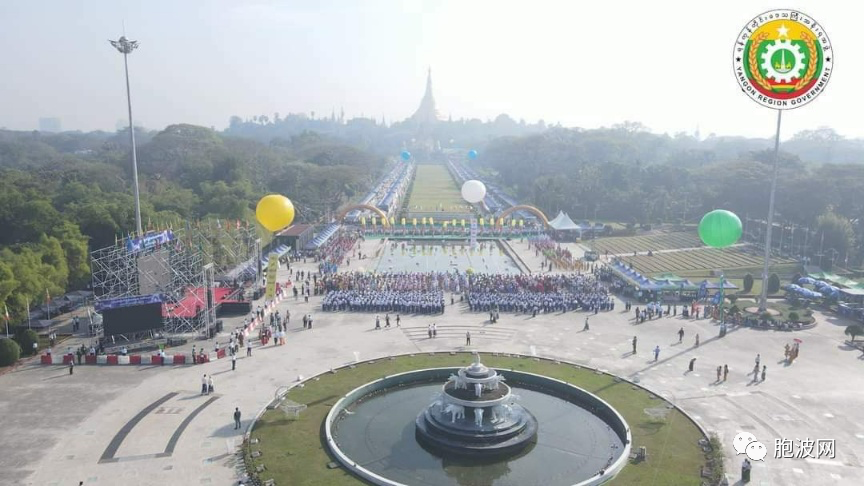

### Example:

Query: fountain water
xmin=415 ymin=352 xmax=538 ymax=457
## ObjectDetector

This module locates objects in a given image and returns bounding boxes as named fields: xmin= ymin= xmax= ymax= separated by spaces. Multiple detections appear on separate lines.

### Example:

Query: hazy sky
xmin=1 ymin=0 xmax=860 ymax=139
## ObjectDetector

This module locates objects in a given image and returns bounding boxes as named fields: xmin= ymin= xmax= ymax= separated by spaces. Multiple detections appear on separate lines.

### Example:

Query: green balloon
xmin=698 ymin=210 xmax=742 ymax=248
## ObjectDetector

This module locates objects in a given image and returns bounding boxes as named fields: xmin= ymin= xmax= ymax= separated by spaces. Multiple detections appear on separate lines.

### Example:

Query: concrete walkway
xmin=1 ymin=242 xmax=863 ymax=486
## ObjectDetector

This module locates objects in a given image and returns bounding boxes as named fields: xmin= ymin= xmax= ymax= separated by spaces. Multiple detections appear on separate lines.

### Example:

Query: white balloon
xmin=461 ymin=180 xmax=487 ymax=204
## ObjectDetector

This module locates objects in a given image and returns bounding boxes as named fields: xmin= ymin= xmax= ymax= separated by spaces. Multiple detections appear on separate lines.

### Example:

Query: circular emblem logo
xmin=733 ymin=9 xmax=833 ymax=110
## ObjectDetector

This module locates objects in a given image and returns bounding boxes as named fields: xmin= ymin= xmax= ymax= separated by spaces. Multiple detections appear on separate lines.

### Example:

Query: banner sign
xmin=125 ymin=230 xmax=175 ymax=254
xmin=265 ymin=254 xmax=278 ymax=299
xmin=95 ymin=293 xmax=164 ymax=312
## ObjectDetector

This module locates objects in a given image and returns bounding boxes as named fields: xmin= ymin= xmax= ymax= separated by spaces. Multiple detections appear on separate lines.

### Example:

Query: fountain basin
xmin=326 ymin=367 xmax=631 ymax=486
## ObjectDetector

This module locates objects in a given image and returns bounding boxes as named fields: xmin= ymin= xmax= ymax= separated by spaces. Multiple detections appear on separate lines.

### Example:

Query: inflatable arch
xmin=336 ymin=204 xmax=390 ymax=226
xmin=498 ymin=205 xmax=551 ymax=227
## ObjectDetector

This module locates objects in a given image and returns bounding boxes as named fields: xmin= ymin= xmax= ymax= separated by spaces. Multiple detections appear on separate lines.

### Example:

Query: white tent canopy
xmin=548 ymin=211 xmax=581 ymax=231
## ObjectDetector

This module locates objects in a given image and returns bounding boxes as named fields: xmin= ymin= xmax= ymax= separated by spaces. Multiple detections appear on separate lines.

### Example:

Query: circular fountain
xmin=326 ymin=354 xmax=632 ymax=486
xmin=415 ymin=353 xmax=538 ymax=457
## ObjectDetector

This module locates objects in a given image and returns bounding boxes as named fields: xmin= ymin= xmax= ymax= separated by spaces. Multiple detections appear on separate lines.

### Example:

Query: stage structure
xmin=90 ymin=224 xmax=258 ymax=337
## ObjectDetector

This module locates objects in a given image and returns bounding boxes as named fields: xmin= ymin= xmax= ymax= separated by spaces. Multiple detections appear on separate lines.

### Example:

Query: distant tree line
xmin=0 ymin=125 xmax=386 ymax=322
xmin=477 ymin=125 xmax=864 ymax=267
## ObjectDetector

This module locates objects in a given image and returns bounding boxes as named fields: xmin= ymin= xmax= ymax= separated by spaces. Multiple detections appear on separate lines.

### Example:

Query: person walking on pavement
xmin=723 ymin=364 xmax=729 ymax=381
xmin=466 ymin=331 xmax=471 ymax=346
xmin=207 ymin=375 xmax=214 ymax=395
xmin=694 ymin=334 xmax=700 ymax=347
xmin=653 ymin=345 xmax=660 ymax=362
xmin=69 ymin=360 xmax=74 ymax=375
xmin=678 ymin=327 xmax=684 ymax=343
xmin=246 ymin=341 xmax=252 ymax=357
xmin=755 ymin=353 xmax=761 ymax=368
xmin=233 ymin=407 xmax=242 ymax=429
xmin=688 ymin=357 xmax=696 ymax=372
xmin=385 ymin=314 xmax=390 ymax=328
xmin=632 ymin=336 xmax=637 ymax=354
xmin=192 ymin=344 xmax=197 ymax=364
xmin=427 ymin=324 xmax=432 ymax=339
xmin=716 ymin=366 xmax=722 ymax=382
xmin=201 ymin=374 xmax=208 ymax=395
xmin=583 ymin=317 xmax=590 ymax=331
xmin=432 ymin=323 xmax=437 ymax=338
xmin=231 ymin=354 xmax=236 ymax=371
xmin=761 ymin=365 xmax=766 ymax=382
xmin=396 ymin=314 xmax=401 ymax=327
xmin=375 ymin=315 xmax=381 ymax=330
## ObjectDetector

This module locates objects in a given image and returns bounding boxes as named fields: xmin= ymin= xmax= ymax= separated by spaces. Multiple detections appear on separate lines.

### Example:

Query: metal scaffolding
xmin=90 ymin=224 xmax=258 ymax=337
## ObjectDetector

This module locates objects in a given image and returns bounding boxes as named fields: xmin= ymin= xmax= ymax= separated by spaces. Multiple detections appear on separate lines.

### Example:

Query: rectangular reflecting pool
xmin=374 ymin=242 xmax=521 ymax=274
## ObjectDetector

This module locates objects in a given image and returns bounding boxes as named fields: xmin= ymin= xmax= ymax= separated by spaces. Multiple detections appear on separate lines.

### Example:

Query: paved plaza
xmin=1 ymin=238 xmax=863 ymax=485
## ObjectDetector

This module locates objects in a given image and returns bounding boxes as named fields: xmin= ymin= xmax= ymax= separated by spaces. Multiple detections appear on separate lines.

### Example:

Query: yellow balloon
xmin=255 ymin=194 xmax=295 ymax=232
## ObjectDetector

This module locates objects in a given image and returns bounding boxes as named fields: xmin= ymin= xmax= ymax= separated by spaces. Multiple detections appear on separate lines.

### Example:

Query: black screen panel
xmin=103 ymin=303 xmax=163 ymax=335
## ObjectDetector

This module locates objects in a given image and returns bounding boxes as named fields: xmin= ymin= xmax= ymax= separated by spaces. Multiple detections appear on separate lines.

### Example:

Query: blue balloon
xmin=468 ymin=149 xmax=478 ymax=160
xmin=400 ymin=150 xmax=411 ymax=161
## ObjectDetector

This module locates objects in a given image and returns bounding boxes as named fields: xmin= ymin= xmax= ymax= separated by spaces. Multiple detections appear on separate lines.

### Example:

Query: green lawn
xmin=246 ymin=354 xmax=708 ymax=486
xmin=406 ymin=165 xmax=472 ymax=214
xmin=619 ymin=247 xmax=798 ymax=276
xmin=591 ymin=232 xmax=704 ymax=254
xmin=728 ymin=299 xmax=815 ymax=323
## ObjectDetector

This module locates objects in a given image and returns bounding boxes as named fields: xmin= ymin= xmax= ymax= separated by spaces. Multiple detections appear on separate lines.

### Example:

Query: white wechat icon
xmin=746 ymin=441 xmax=767 ymax=461
xmin=732 ymin=432 xmax=766 ymax=461
xmin=733 ymin=432 xmax=757 ymax=455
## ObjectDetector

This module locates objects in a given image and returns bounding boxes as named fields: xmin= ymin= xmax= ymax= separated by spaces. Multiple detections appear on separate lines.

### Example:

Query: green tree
xmin=767 ymin=273 xmax=780 ymax=294
xmin=0 ymin=338 xmax=21 ymax=366
xmin=51 ymin=222 xmax=90 ymax=288
xmin=743 ymin=273 xmax=754 ymax=293
xmin=816 ymin=209 xmax=854 ymax=266
xmin=14 ymin=329 xmax=39 ymax=356
xmin=788 ymin=312 xmax=800 ymax=323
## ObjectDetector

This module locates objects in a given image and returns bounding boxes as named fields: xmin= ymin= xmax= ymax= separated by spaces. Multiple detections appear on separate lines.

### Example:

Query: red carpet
xmin=163 ymin=287 xmax=236 ymax=318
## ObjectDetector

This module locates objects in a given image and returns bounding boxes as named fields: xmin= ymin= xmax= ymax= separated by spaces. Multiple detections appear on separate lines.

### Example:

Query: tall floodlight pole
xmin=758 ymin=110 xmax=782 ymax=311
xmin=733 ymin=10 xmax=833 ymax=312
xmin=109 ymin=36 xmax=143 ymax=237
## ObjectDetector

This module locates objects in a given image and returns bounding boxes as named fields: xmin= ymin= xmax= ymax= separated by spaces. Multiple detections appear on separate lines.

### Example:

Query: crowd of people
xmin=321 ymin=271 xmax=468 ymax=293
xmin=320 ymin=271 xmax=450 ymax=313
xmin=528 ymin=236 xmax=583 ymax=271
xmin=314 ymin=229 xmax=361 ymax=272
xmin=322 ymin=290 xmax=444 ymax=313
xmin=465 ymin=272 xmax=612 ymax=314
xmin=317 ymin=270 xmax=614 ymax=316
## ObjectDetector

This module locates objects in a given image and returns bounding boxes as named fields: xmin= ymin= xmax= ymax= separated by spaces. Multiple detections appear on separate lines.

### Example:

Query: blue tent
xmin=798 ymin=277 xmax=816 ymax=285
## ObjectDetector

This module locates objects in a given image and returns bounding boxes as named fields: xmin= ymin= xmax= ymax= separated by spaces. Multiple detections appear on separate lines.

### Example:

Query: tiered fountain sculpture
xmin=415 ymin=353 xmax=538 ymax=457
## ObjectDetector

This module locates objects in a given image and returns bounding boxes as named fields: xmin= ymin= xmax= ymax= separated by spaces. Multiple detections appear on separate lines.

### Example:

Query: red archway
xmin=336 ymin=204 xmax=390 ymax=226
xmin=498 ymin=205 xmax=550 ymax=227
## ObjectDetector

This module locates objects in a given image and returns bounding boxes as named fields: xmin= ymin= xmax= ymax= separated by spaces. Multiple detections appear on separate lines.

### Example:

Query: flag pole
xmin=26 ymin=298 xmax=31 ymax=330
